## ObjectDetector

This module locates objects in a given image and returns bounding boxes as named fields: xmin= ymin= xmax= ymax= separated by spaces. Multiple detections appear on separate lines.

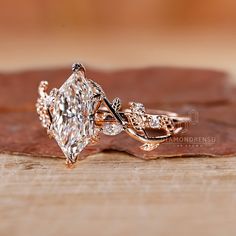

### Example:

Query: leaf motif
xmin=159 ymin=115 xmax=175 ymax=133
xmin=129 ymin=113 xmax=145 ymax=131
xmin=112 ymin=97 xmax=122 ymax=111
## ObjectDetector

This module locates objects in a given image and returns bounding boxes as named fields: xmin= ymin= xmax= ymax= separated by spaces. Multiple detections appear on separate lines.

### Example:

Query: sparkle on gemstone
xmin=102 ymin=123 xmax=123 ymax=136
xmin=131 ymin=102 xmax=145 ymax=114
xmin=149 ymin=116 xmax=160 ymax=128
xmin=49 ymin=72 xmax=96 ymax=162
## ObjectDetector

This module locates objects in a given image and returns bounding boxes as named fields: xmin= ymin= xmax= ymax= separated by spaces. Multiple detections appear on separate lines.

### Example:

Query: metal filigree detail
xmin=36 ymin=81 xmax=52 ymax=130
xmin=158 ymin=115 xmax=175 ymax=133
xmin=129 ymin=102 xmax=146 ymax=131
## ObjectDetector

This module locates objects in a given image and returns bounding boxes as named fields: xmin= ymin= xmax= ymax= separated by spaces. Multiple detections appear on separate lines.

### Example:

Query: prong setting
xmin=72 ymin=63 xmax=85 ymax=73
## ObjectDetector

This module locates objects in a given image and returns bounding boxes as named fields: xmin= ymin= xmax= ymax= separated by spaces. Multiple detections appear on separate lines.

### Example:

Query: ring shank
xmin=96 ymin=107 xmax=191 ymax=128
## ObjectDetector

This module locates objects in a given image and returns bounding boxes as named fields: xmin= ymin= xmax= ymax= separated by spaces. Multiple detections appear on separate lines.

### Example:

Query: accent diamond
xmin=149 ymin=116 xmax=160 ymax=128
xmin=102 ymin=123 xmax=123 ymax=136
xmin=130 ymin=102 xmax=145 ymax=114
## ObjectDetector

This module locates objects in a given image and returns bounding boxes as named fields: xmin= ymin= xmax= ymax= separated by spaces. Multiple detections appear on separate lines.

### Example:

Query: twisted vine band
xmin=36 ymin=63 xmax=191 ymax=164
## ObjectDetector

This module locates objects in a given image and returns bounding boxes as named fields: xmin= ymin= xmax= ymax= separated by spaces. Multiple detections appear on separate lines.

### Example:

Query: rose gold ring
xmin=36 ymin=63 xmax=191 ymax=164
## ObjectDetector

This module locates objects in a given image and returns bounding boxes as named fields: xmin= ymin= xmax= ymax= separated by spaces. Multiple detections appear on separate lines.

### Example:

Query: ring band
xmin=36 ymin=63 xmax=191 ymax=164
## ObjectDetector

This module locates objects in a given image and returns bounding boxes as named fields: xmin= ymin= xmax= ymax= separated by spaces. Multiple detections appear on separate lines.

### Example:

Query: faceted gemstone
xmin=102 ymin=123 xmax=123 ymax=136
xmin=131 ymin=102 xmax=145 ymax=114
xmin=49 ymin=72 xmax=95 ymax=162
xmin=149 ymin=116 xmax=160 ymax=128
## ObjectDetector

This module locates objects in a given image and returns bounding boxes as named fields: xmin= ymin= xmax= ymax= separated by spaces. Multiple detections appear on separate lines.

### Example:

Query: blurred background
xmin=1 ymin=0 xmax=236 ymax=75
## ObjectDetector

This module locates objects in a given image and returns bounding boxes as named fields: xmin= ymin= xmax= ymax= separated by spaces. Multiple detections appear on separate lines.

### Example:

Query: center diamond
xmin=49 ymin=71 xmax=96 ymax=163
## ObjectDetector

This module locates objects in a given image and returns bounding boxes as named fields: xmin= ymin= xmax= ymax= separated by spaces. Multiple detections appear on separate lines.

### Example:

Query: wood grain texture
xmin=1 ymin=153 xmax=236 ymax=236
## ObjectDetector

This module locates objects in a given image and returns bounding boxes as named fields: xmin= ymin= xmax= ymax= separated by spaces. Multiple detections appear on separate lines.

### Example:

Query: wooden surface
xmin=1 ymin=153 xmax=236 ymax=236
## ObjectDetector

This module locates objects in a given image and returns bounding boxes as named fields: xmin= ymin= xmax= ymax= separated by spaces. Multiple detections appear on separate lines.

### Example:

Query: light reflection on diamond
xmin=50 ymin=72 xmax=95 ymax=162
xmin=102 ymin=123 xmax=123 ymax=136
xmin=149 ymin=116 xmax=160 ymax=128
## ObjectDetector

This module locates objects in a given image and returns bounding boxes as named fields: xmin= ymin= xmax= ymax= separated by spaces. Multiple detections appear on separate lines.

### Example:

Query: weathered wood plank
xmin=1 ymin=153 xmax=236 ymax=236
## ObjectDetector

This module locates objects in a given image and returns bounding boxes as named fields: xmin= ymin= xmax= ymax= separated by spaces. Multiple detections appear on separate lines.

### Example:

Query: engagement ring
xmin=36 ymin=63 xmax=191 ymax=164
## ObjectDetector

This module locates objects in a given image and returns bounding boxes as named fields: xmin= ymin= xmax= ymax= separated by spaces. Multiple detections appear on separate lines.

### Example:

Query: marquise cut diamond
xmin=49 ymin=72 xmax=96 ymax=162
xmin=102 ymin=123 xmax=123 ymax=136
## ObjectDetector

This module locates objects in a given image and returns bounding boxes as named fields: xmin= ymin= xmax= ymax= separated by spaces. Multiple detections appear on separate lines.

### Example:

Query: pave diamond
xmin=49 ymin=72 xmax=96 ymax=162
